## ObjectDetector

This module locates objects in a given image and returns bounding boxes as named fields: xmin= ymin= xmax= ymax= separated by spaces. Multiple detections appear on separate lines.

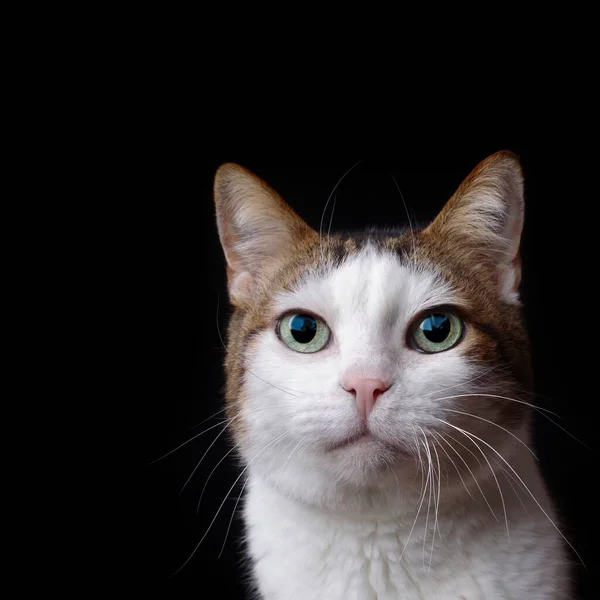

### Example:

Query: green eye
xmin=410 ymin=311 xmax=463 ymax=353
xmin=278 ymin=313 xmax=330 ymax=353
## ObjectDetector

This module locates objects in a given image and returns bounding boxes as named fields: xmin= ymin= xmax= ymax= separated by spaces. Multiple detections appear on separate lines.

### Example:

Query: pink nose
xmin=342 ymin=377 xmax=391 ymax=420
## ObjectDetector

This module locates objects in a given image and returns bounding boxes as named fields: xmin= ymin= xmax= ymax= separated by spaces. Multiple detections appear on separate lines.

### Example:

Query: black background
xmin=134 ymin=145 xmax=597 ymax=598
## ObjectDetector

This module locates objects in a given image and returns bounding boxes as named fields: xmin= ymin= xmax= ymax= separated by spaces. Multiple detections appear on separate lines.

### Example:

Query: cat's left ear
xmin=424 ymin=151 xmax=525 ymax=302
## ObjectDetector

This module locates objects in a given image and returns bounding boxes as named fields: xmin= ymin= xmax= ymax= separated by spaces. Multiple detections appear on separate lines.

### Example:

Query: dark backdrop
xmin=134 ymin=147 xmax=597 ymax=598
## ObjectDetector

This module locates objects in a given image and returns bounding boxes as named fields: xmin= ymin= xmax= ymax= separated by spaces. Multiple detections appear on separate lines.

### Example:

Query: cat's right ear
xmin=214 ymin=163 xmax=317 ymax=306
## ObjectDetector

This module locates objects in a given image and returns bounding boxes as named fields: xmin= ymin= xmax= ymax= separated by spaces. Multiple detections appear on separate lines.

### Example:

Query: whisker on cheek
xmin=435 ymin=417 xmax=586 ymax=567
xmin=172 ymin=428 xmax=294 ymax=576
xmin=430 ymin=430 xmax=474 ymax=500
xmin=432 ymin=392 xmax=591 ymax=450
xmin=440 ymin=407 xmax=538 ymax=460
xmin=218 ymin=472 xmax=250 ymax=558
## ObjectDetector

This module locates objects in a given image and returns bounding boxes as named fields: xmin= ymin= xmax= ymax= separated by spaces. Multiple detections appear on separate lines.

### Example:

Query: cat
xmin=213 ymin=152 xmax=573 ymax=599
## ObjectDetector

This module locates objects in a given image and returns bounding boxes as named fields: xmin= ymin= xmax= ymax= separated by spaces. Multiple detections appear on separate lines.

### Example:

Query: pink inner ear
xmin=498 ymin=257 xmax=522 ymax=302
xmin=230 ymin=271 xmax=255 ymax=302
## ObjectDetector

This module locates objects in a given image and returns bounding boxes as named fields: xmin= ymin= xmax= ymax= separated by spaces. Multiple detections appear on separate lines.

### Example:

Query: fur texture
xmin=214 ymin=152 xmax=572 ymax=599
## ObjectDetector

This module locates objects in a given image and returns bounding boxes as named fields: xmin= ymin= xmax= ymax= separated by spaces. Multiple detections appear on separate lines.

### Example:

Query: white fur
xmin=238 ymin=247 xmax=570 ymax=599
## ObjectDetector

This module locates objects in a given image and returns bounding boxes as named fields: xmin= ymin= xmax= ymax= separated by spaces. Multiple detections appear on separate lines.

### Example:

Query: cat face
xmin=214 ymin=152 xmax=531 ymax=501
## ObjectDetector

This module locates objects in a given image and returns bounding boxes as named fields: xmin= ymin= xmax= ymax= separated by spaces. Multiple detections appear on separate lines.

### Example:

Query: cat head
xmin=214 ymin=152 xmax=531 ymax=507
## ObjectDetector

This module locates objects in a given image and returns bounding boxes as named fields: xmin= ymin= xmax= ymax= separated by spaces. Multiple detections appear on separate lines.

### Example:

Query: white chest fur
xmin=244 ymin=455 xmax=570 ymax=600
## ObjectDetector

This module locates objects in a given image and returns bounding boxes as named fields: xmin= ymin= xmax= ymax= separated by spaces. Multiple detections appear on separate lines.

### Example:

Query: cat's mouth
xmin=326 ymin=432 xmax=376 ymax=451
xmin=325 ymin=431 xmax=413 ymax=457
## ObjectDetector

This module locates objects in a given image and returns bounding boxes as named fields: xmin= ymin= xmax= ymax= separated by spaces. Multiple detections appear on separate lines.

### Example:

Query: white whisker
xmin=218 ymin=473 xmax=250 ymax=558
xmin=326 ymin=193 xmax=337 ymax=264
xmin=196 ymin=441 xmax=241 ymax=513
xmin=438 ymin=419 xmax=509 ymax=538
xmin=397 ymin=429 xmax=431 ymax=564
xmin=420 ymin=430 xmax=434 ymax=570
xmin=190 ymin=406 xmax=230 ymax=430
xmin=388 ymin=170 xmax=417 ymax=263
xmin=149 ymin=415 xmax=239 ymax=464
xmin=442 ymin=431 xmax=483 ymax=467
xmin=172 ymin=429 xmax=293 ymax=576
xmin=431 ymin=430 xmax=474 ymax=499
xmin=533 ymin=412 xmax=592 ymax=450
xmin=442 ymin=407 xmax=538 ymax=460
xmin=434 ymin=431 xmax=498 ymax=519
xmin=247 ymin=371 xmax=302 ymax=397
xmin=435 ymin=392 xmax=592 ymax=449
xmin=180 ymin=418 xmax=234 ymax=495
xmin=422 ymin=365 xmax=507 ymax=399
xmin=412 ymin=424 xmax=425 ymax=489
xmin=287 ymin=437 xmax=314 ymax=470
xmin=436 ymin=418 xmax=586 ymax=567
xmin=433 ymin=392 xmax=560 ymax=417
xmin=195 ymin=414 xmax=297 ymax=512
xmin=499 ymin=466 xmax=529 ymax=515
xmin=319 ymin=160 xmax=364 ymax=261
xmin=429 ymin=440 xmax=442 ymax=573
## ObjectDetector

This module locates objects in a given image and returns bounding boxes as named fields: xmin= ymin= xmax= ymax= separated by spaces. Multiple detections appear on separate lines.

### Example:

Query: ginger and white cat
xmin=213 ymin=152 xmax=573 ymax=599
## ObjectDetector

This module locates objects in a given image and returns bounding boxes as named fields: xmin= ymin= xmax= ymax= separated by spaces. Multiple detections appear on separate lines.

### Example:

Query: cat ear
xmin=424 ymin=151 xmax=525 ymax=302
xmin=214 ymin=163 xmax=317 ymax=305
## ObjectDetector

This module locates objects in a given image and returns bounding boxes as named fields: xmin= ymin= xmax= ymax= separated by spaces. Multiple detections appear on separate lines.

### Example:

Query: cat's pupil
xmin=289 ymin=314 xmax=317 ymax=344
xmin=420 ymin=313 xmax=451 ymax=343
